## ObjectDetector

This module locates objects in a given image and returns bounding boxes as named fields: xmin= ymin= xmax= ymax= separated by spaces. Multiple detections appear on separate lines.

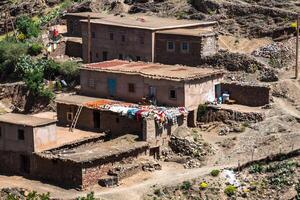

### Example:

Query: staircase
xmin=69 ymin=105 xmax=83 ymax=132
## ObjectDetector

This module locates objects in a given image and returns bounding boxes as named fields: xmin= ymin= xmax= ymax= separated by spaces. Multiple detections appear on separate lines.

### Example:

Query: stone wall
xmin=31 ymin=155 xmax=83 ymax=189
xmin=198 ymin=106 xmax=265 ymax=123
xmin=0 ymin=151 xmax=28 ymax=175
xmin=66 ymin=39 xmax=82 ymax=58
xmin=154 ymin=33 xmax=218 ymax=66
xmin=221 ymin=82 xmax=270 ymax=107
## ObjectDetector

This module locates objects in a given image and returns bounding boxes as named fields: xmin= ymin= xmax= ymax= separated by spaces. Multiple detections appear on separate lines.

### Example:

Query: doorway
xmin=102 ymin=51 xmax=108 ymax=61
xmin=150 ymin=147 xmax=160 ymax=159
xmin=107 ymin=78 xmax=116 ymax=97
xmin=215 ymin=84 xmax=221 ymax=99
xmin=148 ymin=86 xmax=157 ymax=104
xmin=93 ymin=111 xmax=100 ymax=129
xmin=20 ymin=155 xmax=30 ymax=174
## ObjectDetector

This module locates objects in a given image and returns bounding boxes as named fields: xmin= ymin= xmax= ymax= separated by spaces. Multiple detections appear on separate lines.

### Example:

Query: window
xmin=181 ymin=42 xmax=189 ymax=53
xmin=169 ymin=89 xmax=177 ymax=99
xmin=121 ymin=35 xmax=125 ymax=42
xmin=119 ymin=54 xmax=123 ymax=60
xmin=110 ymin=33 xmax=114 ymax=40
xmin=136 ymin=56 xmax=141 ymax=61
xmin=167 ymin=41 xmax=175 ymax=52
xmin=88 ymin=78 xmax=95 ymax=88
xmin=96 ymin=53 xmax=99 ymax=58
xmin=18 ymin=129 xmax=25 ymax=140
xmin=128 ymin=83 xmax=135 ymax=93
xmin=0 ymin=127 xmax=2 ymax=139
xmin=92 ymin=32 xmax=96 ymax=38
xmin=116 ymin=117 xmax=119 ymax=123
xmin=67 ymin=112 xmax=73 ymax=122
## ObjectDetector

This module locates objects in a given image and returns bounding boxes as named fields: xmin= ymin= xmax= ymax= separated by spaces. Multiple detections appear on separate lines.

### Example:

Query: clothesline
xmin=84 ymin=100 xmax=188 ymax=127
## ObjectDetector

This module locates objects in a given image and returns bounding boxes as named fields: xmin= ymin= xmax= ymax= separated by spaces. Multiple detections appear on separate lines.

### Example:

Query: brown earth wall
xmin=221 ymin=82 xmax=270 ymax=107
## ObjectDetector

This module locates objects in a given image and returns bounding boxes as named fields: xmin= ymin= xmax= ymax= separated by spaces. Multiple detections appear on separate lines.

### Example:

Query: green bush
xmin=77 ymin=192 xmax=95 ymax=200
xmin=210 ymin=169 xmax=220 ymax=177
xmin=16 ymin=55 xmax=54 ymax=100
xmin=224 ymin=185 xmax=236 ymax=197
xmin=181 ymin=181 xmax=192 ymax=190
xmin=16 ymin=15 xmax=40 ymax=38
xmin=249 ymin=164 xmax=264 ymax=174
xmin=0 ymin=40 xmax=28 ymax=79
xmin=28 ymin=43 xmax=43 ymax=56
xmin=58 ymin=60 xmax=80 ymax=83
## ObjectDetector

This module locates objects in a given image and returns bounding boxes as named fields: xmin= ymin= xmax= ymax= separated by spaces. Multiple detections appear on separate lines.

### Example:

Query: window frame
xmin=180 ymin=41 xmax=190 ymax=53
xmin=88 ymin=78 xmax=95 ymax=88
xmin=167 ymin=41 xmax=175 ymax=52
xmin=18 ymin=129 xmax=25 ymax=141
xmin=169 ymin=89 xmax=177 ymax=100
xmin=67 ymin=112 xmax=74 ymax=122
xmin=128 ymin=83 xmax=135 ymax=93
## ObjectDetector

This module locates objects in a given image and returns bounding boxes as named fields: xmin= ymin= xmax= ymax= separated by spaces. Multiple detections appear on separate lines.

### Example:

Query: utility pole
xmin=87 ymin=15 xmax=91 ymax=64
xmin=296 ymin=15 xmax=299 ymax=79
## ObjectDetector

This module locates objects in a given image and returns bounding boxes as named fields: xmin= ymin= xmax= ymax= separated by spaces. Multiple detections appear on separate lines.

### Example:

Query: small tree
xmin=16 ymin=15 xmax=40 ymax=38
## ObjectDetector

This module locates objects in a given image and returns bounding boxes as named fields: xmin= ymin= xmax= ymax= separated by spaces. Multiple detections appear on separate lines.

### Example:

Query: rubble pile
xmin=259 ymin=68 xmax=279 ymax=82
xmin=199 ymin=51 xmax=265 ymax=73
xmin=252 ymin=40 xmax=295 ymax=69
xmin=163 ymin=127 xmax=213 ymax=168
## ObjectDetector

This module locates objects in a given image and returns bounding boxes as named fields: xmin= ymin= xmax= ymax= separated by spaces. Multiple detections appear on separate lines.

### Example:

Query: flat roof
xmin=0 ymin=113 xmax=56 ymax=127
xmin=77 ymin=13 xmax=216 ymax=30
xmin=156 ymin=27 xmax=216 ymax=37
xmin=65 ymin=12 xmax=104 ymax=19
xmin=40 ymin=135 xmax=148 ymax=163
xmin=82 ymin=60 xmax=224 ymax=82
xmin=55 ymin=94 xmax=121 ymax=106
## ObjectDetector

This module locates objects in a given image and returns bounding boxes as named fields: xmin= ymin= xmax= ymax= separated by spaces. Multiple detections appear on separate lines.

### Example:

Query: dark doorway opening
xmin=102 ymin=51 xmax=108 ymax=61
xmin=93 ymin=111 xmax=100 ymax=129
xmin=150 ymin=147 xmax=160 ymax=159
xmin=20 ymin=155 xmax=30 ymax=174
xmin=187 ymin=110 xmax=196 ymax=127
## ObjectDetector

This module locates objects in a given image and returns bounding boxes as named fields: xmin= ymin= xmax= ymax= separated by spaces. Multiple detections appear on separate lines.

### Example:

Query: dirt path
xmin=274 ymin=97 xmax=300 ymax=119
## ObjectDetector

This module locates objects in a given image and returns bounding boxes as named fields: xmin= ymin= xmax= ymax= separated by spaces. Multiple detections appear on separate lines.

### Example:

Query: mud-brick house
xmin=0 ymin=113 xmax=56 ymax=175
xmin=79 ymin=60 xmax=224 ymax=121
xmin=64 ymin=12 xmax=218 ymax=65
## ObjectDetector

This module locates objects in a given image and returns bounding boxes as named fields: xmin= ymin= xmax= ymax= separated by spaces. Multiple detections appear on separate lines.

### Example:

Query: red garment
xmin=53 ymin=29 xmax=59 ymax=38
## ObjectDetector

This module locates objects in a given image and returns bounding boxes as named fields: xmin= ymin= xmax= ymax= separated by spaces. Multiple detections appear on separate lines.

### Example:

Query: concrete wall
xmin=221 ymin=82 xmax=270 ymax=107
xmin=33 ymin=124 xmax=57 ymax=152
xmin=154 ymin=33 xmax=218 ymax=66
xmin=184 ymin=76 xmax=223 ymax=111
xmin=80 ymin=70 xmax=185 ymax=107
xmin=81 ymin=23 xmax=153 ymax=63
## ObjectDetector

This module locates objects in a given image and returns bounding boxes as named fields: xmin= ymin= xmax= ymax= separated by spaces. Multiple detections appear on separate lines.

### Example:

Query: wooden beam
xmin=87 ymin=15 xmax=91 ymax=63
xmin=296 ymin=15 xmax=299 ymax=79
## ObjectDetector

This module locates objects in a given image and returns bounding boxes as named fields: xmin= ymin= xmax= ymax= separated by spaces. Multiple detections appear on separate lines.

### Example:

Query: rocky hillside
xmin=1 ymin=0 xmax=299 ymax=39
